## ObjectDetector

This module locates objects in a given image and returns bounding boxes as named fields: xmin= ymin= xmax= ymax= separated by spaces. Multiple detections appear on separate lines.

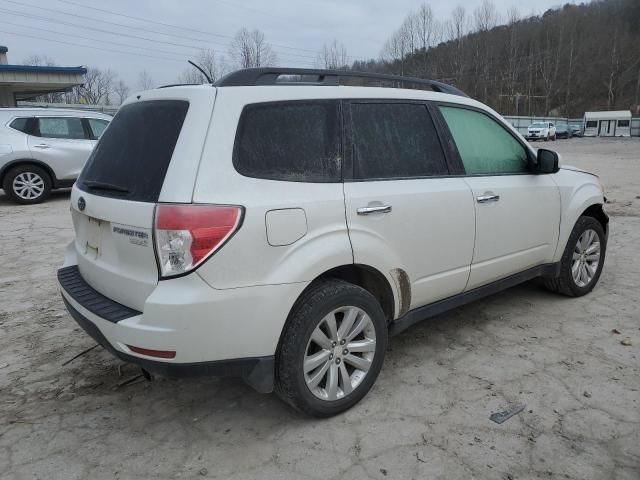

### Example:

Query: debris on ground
xmin=621 ymin=338 xmax=632 ymax=346
xmin=584 ymin=391 xmax=592 ymax=398
xmin=198 ymin=467 xmax=208 ymax=476
xmin=611 ymin=328 xmax=621 ymax=334
xmin=112 ymin=373 xmax=145 ymax=390
xmin=489 ymin=404 xmax=526 ymax=424
xmin=61 ymin=344 xmax=98 ymax=366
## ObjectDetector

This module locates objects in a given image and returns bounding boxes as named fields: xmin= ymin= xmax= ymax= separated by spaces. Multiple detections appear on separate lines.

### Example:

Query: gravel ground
xmin=0 ymin=137 xmax=638 ymax=480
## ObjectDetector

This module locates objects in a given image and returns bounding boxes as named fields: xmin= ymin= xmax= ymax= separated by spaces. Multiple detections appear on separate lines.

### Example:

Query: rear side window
xmin=233 ymin=101 xmax=341 ymax=182
xmin=350 ymin=103 xmax=447 ymax=179
xmin=439 ymin=106 xmax=528 ymax=175
xmin=88 ymin=118 xmax=109 ymax=139
xmin=9 ymin=117 xmax=31 ymax=133
xmin=78 ymin=100 xmax=189 ymax=202
xmin=35 ymin=117 xmax=86 ymax=139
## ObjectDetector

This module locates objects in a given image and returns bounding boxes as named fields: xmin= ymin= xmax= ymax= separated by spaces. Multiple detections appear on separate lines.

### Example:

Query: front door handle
xmin=476 ymin=194 xmax=500 ymax=203
xmin=357 ymin=205 xmax=392 ymax=215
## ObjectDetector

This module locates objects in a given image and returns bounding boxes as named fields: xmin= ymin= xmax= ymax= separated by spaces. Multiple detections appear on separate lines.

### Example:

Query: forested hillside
xmin=353 ymin=0 xmax=640 ymax=117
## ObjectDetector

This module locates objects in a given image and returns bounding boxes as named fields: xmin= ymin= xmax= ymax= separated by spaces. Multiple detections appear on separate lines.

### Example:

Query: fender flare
xmin=0 ymin=158 xmax=59 ymax=186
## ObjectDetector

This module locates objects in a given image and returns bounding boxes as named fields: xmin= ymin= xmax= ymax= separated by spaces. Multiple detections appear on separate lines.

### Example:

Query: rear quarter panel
xmin=191 ymin=88 xmax=354 ymax=290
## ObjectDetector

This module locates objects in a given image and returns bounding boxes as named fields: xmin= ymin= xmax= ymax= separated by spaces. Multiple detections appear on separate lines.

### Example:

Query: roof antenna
xmin=188 ymin=60 xmax=213 ymax=84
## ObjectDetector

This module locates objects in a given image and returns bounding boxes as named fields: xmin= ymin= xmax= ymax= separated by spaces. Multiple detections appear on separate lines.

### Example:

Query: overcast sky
xmin=1 ymin=0 xmax=574 ymax=89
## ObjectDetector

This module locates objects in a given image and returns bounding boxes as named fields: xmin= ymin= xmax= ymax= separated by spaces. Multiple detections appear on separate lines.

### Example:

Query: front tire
xmin=544 ymin=216 xmax=606 ymax=297
xmin=275 ymin=279 xmax=388 ymax=417
xmin=2 ymin=165 xmax=52 ymax=204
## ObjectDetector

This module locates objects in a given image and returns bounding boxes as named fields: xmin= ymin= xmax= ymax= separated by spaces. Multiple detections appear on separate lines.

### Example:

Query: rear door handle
xmin=33 ymin=144 xmax=51 ymax=149
xmin=476 ymin=194 xmax=500 ymax=203
xmin=357 ymin=205 xmax=392 ymax=215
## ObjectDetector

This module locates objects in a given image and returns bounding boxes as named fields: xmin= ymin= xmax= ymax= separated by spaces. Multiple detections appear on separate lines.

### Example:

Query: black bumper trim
xmin=58 ymin=266 xmax=140 ymax=323
xmin=61 ymin=295 xmax=275 ymax=393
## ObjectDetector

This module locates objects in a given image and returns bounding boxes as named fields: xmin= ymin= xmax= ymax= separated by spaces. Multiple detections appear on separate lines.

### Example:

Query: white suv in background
xmin=527 ymin=121 xmax=557 ymax=141
xmin=58 ymin=68 xmax=608 ymax=417
xmin=0 ymin=108 xmax=111 ymax=204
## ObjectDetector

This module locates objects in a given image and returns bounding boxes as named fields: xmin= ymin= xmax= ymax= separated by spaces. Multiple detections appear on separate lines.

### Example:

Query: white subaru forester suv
xmin=58 ymin=68 xmax=608 ymax=417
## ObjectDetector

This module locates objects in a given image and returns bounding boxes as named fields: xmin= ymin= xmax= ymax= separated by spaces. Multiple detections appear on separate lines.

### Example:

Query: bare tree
xmin=415 ymin=3 xmax=440 ymax=76
xmin=137 ymin=70 xmax=155 ymax=91
xmin=22 ymin=54 xmax=57 ymax=67
xmin=79 ymin=67 xmax=115 ymax=105
xmin=317 ymin=39 xmax=349 ymax=70
xmin=230 ymin=28 xmax=277 ymax=68
xmin=474 ymin=0 xmax=499 ymax=32
xmin=381 ymin=25 xmax=411 ymax=75
xmin=114 ymin=80 xmax=130 ymax=105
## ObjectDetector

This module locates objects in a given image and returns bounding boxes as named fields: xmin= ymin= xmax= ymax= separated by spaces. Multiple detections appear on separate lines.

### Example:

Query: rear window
xmin=78 ymin=100 xmax=189 ymax=202
xmin=350 ymin=102 xmax=448 ymax=179
xmin=9 ymin=117 xmax=31 ymax=133
xmin=35 ymin=117 xmax=86 ymax=139
xmin=233 ymin=101 xmax=341 ymax=182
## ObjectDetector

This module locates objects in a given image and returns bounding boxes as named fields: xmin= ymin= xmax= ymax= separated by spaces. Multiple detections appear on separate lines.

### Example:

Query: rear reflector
xmin=127 ymin=345 xmax=176 ymax=359
xmin=154 ymin=204 xmax=243 ymax=278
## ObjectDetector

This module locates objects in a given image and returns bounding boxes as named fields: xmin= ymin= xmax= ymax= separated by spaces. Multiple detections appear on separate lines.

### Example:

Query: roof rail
xmin=215 ymin=67 xmax=469 ymax=97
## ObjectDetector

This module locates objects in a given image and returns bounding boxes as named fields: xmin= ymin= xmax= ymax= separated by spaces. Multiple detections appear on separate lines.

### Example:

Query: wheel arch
xmin=0 ymin=158 xmax=56 ymax=187
xmin=581 ymin=203 xmax=609 ymax=233
xmin=290 ymin=264 xmax=400 ymax=325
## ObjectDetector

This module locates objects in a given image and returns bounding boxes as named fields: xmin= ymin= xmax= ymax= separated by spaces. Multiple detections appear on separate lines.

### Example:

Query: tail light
xmin=154 ymin=204 xmax=243 ymax=278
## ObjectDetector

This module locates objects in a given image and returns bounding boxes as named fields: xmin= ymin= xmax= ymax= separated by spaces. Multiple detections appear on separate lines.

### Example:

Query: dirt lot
xmin=1 ymin=137 xmax=638 ymax=480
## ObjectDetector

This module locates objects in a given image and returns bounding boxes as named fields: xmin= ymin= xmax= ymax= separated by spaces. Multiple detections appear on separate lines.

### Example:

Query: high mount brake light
xmin=154 ymin=204 xmax=243 ymax=278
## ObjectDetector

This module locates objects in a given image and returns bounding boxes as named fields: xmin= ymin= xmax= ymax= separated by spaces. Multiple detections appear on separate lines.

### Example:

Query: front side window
xmin=35 ymin=117 xmax=86 ymax=140
xmin=439 ymin=106 xmax=529 ymax=175
xmin=350 ymin=103 xmax=447 ymax=179
xmin=233 ymin=101 xmax=341 ymax=182
xmin=88 ymin=118 xmax=109 ymax=139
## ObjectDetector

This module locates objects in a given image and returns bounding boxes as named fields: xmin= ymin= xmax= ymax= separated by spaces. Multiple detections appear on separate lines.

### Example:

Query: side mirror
xmin=536 ymin=149 xmax=559 ymax=174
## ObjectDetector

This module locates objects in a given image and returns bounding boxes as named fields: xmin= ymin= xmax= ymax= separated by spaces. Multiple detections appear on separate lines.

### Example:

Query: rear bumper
xmin=58 ymin=264 xmax=308 ymax=392
xmin=62 ymin=295 xmax=274 ymax=392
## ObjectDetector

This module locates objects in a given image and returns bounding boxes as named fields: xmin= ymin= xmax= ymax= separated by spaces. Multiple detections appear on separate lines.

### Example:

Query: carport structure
xmin=0 ymin=46 xmax=86 ymax=107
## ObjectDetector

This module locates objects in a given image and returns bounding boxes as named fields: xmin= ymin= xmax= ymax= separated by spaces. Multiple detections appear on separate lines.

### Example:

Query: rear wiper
xmin=84 ymin=180 xmax=129 ymax=193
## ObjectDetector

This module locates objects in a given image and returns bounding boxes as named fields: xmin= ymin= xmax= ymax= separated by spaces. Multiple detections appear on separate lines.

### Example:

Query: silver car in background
xmin=0 ymin=108 xmax=111 ymax=204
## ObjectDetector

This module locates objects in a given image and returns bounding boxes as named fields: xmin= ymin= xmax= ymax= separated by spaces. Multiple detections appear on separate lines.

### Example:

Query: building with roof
xmin=583 ymin=110 xmax=632 ymax=137
xmin=0 ymin=45 xmax=86 ymax=107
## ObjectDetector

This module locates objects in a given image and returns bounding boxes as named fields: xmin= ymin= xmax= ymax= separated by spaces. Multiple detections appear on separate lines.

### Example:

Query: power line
xmin=2 ymin=20 xmax=190 ymax=61
xmin=0 ymin=0 xmax=322 ymax=63
xmin=0 ymin=27 xmax=187 ymax=63
xmin=54 ymin=0 xmax=323 ymax=56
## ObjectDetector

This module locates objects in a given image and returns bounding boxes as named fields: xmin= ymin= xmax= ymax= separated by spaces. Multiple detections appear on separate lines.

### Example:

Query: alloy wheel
xmin=12 ymin=172 xmax=45 ymax=200
xmin=572 ymin=228 xmax=600 ymax=287
xmin=303 ymin=306 xmax=376 ymax=401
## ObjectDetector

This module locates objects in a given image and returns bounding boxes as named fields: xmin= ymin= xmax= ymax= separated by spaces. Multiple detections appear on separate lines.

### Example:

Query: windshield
xmin=530 ymin=123 xmax=547 ymax=128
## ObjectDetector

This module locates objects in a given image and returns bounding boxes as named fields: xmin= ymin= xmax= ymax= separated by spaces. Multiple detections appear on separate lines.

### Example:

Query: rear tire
xmin=275 ymin=279 xmax=388 ymax=417
xmin=2 ymin=165 xmax=52 ymax=204
xmin=544 ymin=216 xmax=606 ymax=297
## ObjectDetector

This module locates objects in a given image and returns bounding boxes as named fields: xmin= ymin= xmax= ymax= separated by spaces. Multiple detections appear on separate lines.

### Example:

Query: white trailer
xmin=583 ymin=110 xmax=632 ymax=137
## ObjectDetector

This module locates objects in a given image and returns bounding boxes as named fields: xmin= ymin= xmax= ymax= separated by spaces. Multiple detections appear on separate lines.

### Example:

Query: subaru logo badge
xmin=78 ymin=197 xmax=86 ymax=211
